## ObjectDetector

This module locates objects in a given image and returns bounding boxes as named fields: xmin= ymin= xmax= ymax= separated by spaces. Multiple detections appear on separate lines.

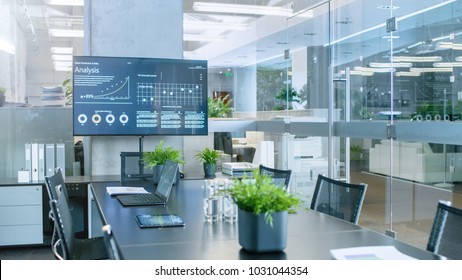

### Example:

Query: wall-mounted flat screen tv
xmin=72 ymin=56 xmax=208 ymax=136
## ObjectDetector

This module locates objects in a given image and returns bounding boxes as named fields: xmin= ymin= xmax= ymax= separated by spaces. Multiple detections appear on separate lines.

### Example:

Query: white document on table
xmin=106 ymin=186 xmax=149 ymax=196
xmin=330 ymin=246 xmax=416 ymax=260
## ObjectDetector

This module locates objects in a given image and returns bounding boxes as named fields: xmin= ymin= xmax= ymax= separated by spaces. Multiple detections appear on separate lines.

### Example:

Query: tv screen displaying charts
xmin=72 ymin=56 xmax=208 ymax=136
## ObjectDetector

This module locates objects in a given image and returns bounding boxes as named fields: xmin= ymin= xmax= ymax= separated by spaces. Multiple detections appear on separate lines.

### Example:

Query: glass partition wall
xmin=327 ymin=0 xmax=462 ymax=249
xmin=247 ymin=0 xmax=462 ymax=249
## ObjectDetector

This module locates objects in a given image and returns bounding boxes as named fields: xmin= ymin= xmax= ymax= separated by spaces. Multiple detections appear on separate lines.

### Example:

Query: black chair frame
xmin=259 ymin=164 xmax=292 ymax=190
xmin=310 ymin=174 xmax=367 ymax=224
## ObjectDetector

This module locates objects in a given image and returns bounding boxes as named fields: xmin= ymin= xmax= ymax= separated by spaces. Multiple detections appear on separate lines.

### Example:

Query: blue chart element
xmin=72 ymin=56 xmax=208 ymax=136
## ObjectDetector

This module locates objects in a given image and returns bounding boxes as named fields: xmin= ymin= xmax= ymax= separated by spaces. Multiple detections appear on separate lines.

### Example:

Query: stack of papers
xmin=330 ymin=246 xmax=416 ymax=260
xmin=106 ymin=186 xmax=149 ymax=196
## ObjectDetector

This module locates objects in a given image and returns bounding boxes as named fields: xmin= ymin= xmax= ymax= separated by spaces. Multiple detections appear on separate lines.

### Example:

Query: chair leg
xmin=52 ymin=239 xmax=64 ymax=260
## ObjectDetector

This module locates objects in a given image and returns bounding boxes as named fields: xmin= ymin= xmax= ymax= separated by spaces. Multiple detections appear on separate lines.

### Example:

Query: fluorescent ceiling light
xmin=395 ymin=71 xmax=421 ymax=77
xmin=392 ymin=56 xmax=442 ymax=62
xmin=455 ymin=56 xmax=462 ymax=62
xmin=410 ymin=67 xmax=453 ymax=73
xmin=407 ymin=41 xmax=424 ymax=49
xmin=51 ymin=47 xmax=73 ymax=54
xmin=0 ymin=39 xmax=15 ymax=54
xmin=436 ymin=42 xmax=462 ymax=50
xmin=45 ymin=0 xmax=83 ymax=6
xmin=184 ymin=21 xmax=249 ymax=31
xmin=339 ymin=70 xmax=374 ymax=76
xmin=433 ymin=62 xmax=462 ymax=67
xmin=369 ymin=62 xmax=412 ymax=68
xmin=54 ymin=66 xmax=72 ymax=72
xmin=193 ymin=2 xmax=293 ymax=16
xmin=53 ymin=61 xmax=73 ymax=67
xmin=52 ymin=54 xmax=73 ymax=61
xmin=49 ymin=29 xmax=84 ymax=37
xmin=382 ymin=35 xmax=400 ymax=39
xmin=354 ymin=66 xmax=396 ymax=73
xmin=184 ymin=34 xmax=225 ymax=42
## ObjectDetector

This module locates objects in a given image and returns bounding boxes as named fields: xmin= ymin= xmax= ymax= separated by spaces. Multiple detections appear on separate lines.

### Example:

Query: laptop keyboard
xmin=133 ymin=194 xmax=164 ymax=203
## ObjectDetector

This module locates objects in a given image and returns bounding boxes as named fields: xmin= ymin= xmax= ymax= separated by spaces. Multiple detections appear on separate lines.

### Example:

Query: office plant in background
xmin=208 ymin=95 xmax=233 ymax=118
xmin=194 ymin=147 xmax=222 ymax=178
xmin=143 ymin=140 xmax=185 ymax=183
xmin=62 ymin=71 xmax=73 ymax=106
xmin=222 ymin=170 xmax=302 ymax=253
xmin=274 ymin=87 xmax=301 ymax=110
xmin=0 ymin=86 xmax=6 ymax=107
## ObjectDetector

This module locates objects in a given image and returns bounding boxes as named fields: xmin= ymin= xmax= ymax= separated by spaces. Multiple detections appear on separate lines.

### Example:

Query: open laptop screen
xmin=155 ymin=160 xmax=179 ymax=200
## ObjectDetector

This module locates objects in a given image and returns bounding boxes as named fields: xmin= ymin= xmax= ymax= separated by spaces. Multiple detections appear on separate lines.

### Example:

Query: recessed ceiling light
xmin=335 ymin=18 xmax=352 ymax=24
xmin=377 ymin=5 xmax=400 ymax=10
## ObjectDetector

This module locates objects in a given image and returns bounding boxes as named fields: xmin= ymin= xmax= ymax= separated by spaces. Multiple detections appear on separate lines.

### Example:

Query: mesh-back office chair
xmin=49 ymin=197 xmax=108 ymax=260
xmin=426 ymin=200 xmax=462 ymax=259
xmin=214 ymin=132 xmax=235 ymax=161
xmin=44 ymin=168 xmax=69 ymax=259
xmin=120 ymin=152 xmax=153 ymax=185
xmin=310 ymin=175 xmax=367 ymax=224
xmin=259 ymin=164 xmax=292 ymax=190
xmin=102 ymin=224 xmax=124 ymax=260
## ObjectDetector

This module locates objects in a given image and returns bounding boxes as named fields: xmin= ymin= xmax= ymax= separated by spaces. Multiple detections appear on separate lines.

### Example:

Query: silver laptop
xmin=116 ymin=160 xmax=179 ymax=206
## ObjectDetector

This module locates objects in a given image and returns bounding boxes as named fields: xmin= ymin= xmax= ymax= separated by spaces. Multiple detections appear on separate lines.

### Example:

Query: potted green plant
xmin=350 ymin=144 xmax=364 ymax=171
xmin=62 ymin=71 xmax=73 ymax=105
xmin=143 ymin=140 xmax=185 ymax=183
xmin=222 ymin=170 xmax=302 ymax=253
xmin=194 ymin=147 xmax=222 ymax=178
xmin=0 ymin=87 xmax=6 ymax=107
xmin=208 ymin=96 xmax=233 ymax=118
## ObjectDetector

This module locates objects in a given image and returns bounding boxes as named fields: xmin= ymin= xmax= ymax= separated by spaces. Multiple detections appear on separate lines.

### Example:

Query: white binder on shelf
xmin=56 ymin=143 xmax=65 ymax=173
xmin=31 ymin=143 xmax=39 ymax=181
xmin=45 ymin=144 xmax=55 ymax=177
xmin=25 ymin=143 xmax=32 ymax=181
xmin=38 ymin=144 xmax=45 ymax=181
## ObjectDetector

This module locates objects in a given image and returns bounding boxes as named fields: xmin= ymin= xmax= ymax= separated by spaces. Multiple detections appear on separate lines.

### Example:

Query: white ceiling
xmin=14 ymin=0 xmax=462 ymax=73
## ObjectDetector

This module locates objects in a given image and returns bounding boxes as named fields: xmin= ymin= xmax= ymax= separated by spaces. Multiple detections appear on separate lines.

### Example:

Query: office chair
xmin=49 ymin=197 xmax=108 ymax=260
xmin=259 ymin=164 xmax=292 ymax=190
xmin=102 ymin=224 xmax=124 ymax=260
xmin=45 ymin=167 xmax=68 ymax=201
xmin=44 ymin=167 xmax=69 ymax=259
xmin=426 ymin=200 xmax=462 ymax=260
xmin=214 ymin=132 xmax=235 ymax=161
xmin=310 ymin=174 xmax=367 ymax=224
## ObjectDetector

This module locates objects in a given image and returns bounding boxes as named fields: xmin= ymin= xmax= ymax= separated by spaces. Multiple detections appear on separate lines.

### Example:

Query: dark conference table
xmin=91 ymin=179 xmax=441 ymax=260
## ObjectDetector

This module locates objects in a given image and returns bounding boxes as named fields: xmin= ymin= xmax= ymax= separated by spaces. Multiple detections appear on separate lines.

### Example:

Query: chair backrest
xmin=259 ymin=164 xmax=292 ymax=190
xmin=102 ymin=224 xmax=124 ymax=260
xmin=426 ymin=200 xmax=462 ymax=259
xmin=44 ymin=167 xmax=68 ymax=201
xmin=49 ymin=197 xmax=75 ymax=260
xmin=310 ymin=174 xmax=367 ymax=224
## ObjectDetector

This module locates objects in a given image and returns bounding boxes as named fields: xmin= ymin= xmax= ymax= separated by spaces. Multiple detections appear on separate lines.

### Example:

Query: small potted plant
xmin=0 ymin=87 xmax=6 ymax=107
xmin=194 ymin=147 xmax=222 ymax=178
xmin=143 ymin=140 xmax=185 ymax=183
xmin=208 ymin=96 xmax=233 ymax=118
xmin=222 ymin=170 xmax=302 ymax=253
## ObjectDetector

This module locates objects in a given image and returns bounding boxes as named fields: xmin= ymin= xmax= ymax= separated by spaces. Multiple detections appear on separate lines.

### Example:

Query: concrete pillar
xmin=82 ymin=0 xmax=184 ymax=176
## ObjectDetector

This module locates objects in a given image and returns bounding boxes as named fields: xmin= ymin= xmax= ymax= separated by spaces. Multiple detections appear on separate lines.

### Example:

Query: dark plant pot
xmin=238 ymin=208 xmax=288 ymax=253
xmin=0 ymin=95 xmax=5 ymax=107
xmin=203 ymin=163 xmax=216 ymax=178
